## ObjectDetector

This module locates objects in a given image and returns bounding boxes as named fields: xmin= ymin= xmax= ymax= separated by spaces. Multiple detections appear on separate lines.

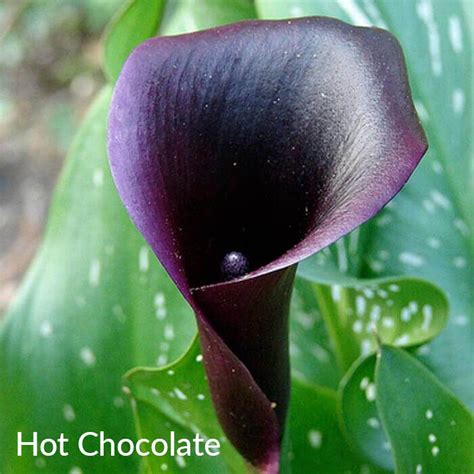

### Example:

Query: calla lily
xmin=108 ymin=17 xmax=427 ymax=472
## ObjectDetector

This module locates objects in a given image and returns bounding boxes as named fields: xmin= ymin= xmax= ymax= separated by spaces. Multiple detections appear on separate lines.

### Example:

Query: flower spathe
xmin=108 ymin=17 xmax=427 ymax=472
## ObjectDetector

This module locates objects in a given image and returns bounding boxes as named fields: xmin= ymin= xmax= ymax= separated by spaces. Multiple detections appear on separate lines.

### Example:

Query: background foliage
xmin=0 ymin=1 xmax=472 ymax=473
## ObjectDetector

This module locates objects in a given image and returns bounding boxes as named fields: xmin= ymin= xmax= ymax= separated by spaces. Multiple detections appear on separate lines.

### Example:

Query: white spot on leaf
xmin=40 ymin=320 xmax=53 ymax=337
xmin=370 ymin=305 xmax=381 ymax=322
xmin=139 ymin=246 xmax=149 ymax=272
xmin=337 ymin=0 xmax=372 ymax=26
xmin=157 ymin=355 xmax=168 ymax=366
xmin=331 ymin=285 xmax=342 ymax=302
xmin=93 ymin=168 xmax=104 ymax=187
xmin=80 ymin=347 xmax=96 ymax=367
xmin=453 ymin=256 xmax=466 ymax=268
xmin=430 ymin=190 xmax=451 ymax=210
xmin=308 ymin=430 xmax=323 ymax=449
xmin=394 ymin=334 xmax=410 ymax=345
xmin=422 ymin=305 xmax=433 ymax=331
xmin=63 ymin=404 xmax=76 ymax=422
xmin=360 ymin=377 xmax=370 ymax=390
xmin=417 ymin=0 xmax=442 ymax=76
xmin=401 ymin=307 xmax=412 ymax=322
xmin=174 ymin=388 xmax=187 ymax=400
xmin=353 ymin=320 xmax=363 ymax=334
xmin=382 ymin=317 xmax=395 ymax=328
xmin=431 ymin=160 xmax=443 ymax=175
xmin=88 ymin=259 xmax=101 ymax=287
xmin=164 ymin=324 xmax=175 ymax=341
xmin=361 ymin=339 xmax=372 ymax=356
xmin=290 ymin=5 xmax=304 ymax=16
xmin=154 ymin=292 xmax=167 ymax=320
xmin=399 ymin=252 xmax=425 ymax=267
xmin=367 ymin=417 xmax=380 ymax=429
xmin=427 ymin=237 xmax=441 ymax=249
xmin=448 ymin=15 xmax=463 ymax=53
xmin=366 ymin=383 xmax=376 ymax=402
xmin=454 ymin=315 xmax=468 ymax=326
xmin=414 ymin=100 xmax=429 ymax=122
xmin=356 ymin=296 xmax=366 ymax=316
xmin=452 ymin=88 xmax=465 ymax=115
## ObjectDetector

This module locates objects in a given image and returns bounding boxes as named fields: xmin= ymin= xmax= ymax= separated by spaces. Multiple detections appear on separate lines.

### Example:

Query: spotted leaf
xmin=339 ymin=355 xmax=393 ymax=470
xmin=297 ymin=270 xmax=448 ymax=373
xmin=375 ymin=345 xmax=474 ymax=473
xmin=289 ymin=278 xmax=340 ymax=389
xmin=0 ymin=88 xmax=195 ymax=473
xmin=287 ymin=377 xmax=387 ymax=474
xmin=126 ymin=337 xmax=247 ymax=473
xmin=126 ymin=337 xmax=385 ymax=474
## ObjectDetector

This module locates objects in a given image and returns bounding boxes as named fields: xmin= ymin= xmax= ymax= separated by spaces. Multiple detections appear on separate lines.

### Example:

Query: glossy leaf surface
xmin=0 ymin=89 xmax=195 ymax=473
xmin=127 ymin=338 xmax=385 ymax=474
xmin=126 ymin=338 xmax=247 ymax=473
xmin=104 ymin=0 xmax=166 ymax=81
xmin=376 ymin=346 xmax=473 ymax=473
xmin=339 ymin=355 xmax=393 ymax=470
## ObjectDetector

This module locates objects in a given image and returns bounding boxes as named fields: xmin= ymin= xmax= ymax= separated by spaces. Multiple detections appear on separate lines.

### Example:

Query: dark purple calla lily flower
xmin=108 ymin=17 xmax=426 ymax=472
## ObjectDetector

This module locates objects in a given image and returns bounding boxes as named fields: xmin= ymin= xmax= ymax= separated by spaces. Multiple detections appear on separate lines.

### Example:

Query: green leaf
xmin=257 ymin=0 xmax=473 ymax=408
xmin=160 ymin=0 xmax=257 ymax=36
xmin=104 ymin=0 xmax=166 ymax=82
xmin=297 ymin=274 xmax=448 ymax=374
xmin=126 ymin=336 xmax=383 ymax=474
xmin=126 ymin=337 xmax=247 ymax=473
xmin=375 ymin=345 xmax=474 ymax=474
xmin=0 ymin=88 xmax=195 ymax=473
xmin=361 ymin=0 xmax=473 ymax=410
xmin=339 ymin=355 xmax=393 ymax=471
xmin=289 ymin=278 xmax=340 ymax=389
xmin=340 ymin=345 xmax=474 ymax=473
xmin=288 ymin=377 xmax=386 ymax=474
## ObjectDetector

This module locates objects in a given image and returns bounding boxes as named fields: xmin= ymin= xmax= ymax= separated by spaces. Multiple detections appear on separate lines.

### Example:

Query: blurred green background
xmin=0 ymin=0 xmax=121 ymax=314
